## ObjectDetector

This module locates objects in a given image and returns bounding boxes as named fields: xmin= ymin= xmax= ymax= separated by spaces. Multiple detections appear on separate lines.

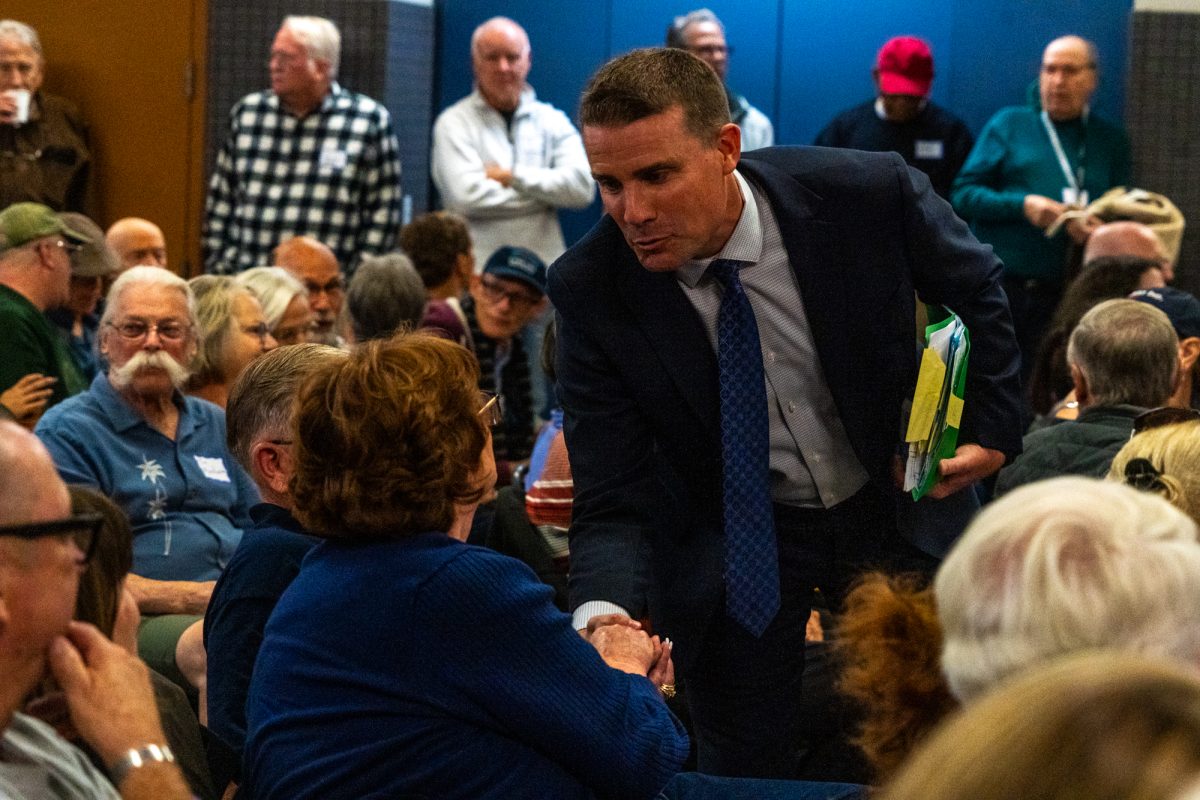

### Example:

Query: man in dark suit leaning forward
xmin=548 ymin=48 xmax=1024 ymax=779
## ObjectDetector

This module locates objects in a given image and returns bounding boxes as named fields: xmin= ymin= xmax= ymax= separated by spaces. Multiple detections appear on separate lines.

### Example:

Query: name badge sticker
xmin=194 ymin=455 xmax=231 ymax=483
xmin=914 ymin=140 xmax=944 ymax=160
xmin=319 ymin=148 xmax=348 ymax=171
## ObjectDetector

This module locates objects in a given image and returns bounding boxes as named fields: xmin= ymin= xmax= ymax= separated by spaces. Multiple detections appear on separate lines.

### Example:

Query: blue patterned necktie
xmin=708 ymin=258 xmax=780 ymax=637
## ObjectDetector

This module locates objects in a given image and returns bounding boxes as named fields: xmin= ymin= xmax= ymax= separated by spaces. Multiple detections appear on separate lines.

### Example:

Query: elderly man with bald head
xmin=106 ymin=218 xmax=167 ymax=272
xmin=273 ymin=235 xmax=344 ymax=347
xmin=431 ymin=16 xmax=593 ymax=267
xmin=953 ymin=35 xmax=1131 ymax=377
xmin=1085 ymin=220 xmax=1173 ymax=282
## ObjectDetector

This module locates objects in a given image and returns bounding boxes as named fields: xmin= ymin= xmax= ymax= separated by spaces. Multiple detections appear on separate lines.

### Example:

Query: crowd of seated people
xmin=3 ymin=8 xmax=1199 ymax=800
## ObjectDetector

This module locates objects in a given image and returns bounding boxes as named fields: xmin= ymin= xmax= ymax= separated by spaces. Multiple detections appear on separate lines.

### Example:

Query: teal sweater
xmin=951 ymin=106 xmax=1130 ymax=281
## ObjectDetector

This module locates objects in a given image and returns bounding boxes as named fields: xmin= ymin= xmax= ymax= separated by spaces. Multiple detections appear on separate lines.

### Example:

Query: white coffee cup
xmin=5 ymin=89 xmax=31 ymax=125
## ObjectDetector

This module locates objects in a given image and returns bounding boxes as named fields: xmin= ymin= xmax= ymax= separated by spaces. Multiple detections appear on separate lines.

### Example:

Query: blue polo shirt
xmin=36 ymin=373 xmax=256 ymax=581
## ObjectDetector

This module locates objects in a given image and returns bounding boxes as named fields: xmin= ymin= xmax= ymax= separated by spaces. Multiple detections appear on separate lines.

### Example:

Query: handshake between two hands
xmin=580 ymin=614 xmax=675 ymax=690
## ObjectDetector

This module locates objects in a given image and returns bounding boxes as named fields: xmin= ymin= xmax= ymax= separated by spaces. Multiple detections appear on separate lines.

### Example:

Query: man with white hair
xmin=35 ymin=267 xmax=258 ymax=704
xmin=937 ymin=476 xmax=1200 ymax=703
xmin=431 ymin=16 xmax=593 ymax=268
xmin=996 ymin=299 xmax=1179 ymax=495
xmin=0 ymin=421 xmax=193 ymax=798
xmin=0 ymin=19 xmax=91 ymax=213
xmin=666 ymin=9 xmax=773 ymax=151
xmin=204 ymin=15 xmax=402 ymax=274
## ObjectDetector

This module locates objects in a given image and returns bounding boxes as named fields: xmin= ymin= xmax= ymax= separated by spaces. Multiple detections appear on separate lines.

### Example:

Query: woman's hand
xmin=590 ymin=623 xmax=655 ymax=675
xmin=1 ymin=373 xmax=56 ymax=424
xmin=646 ymin=636 xmax=674 ymax=689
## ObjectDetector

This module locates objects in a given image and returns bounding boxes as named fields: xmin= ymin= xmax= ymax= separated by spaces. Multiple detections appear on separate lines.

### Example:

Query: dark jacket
xmin=995 ymin=404 xmax=1142 ymax=496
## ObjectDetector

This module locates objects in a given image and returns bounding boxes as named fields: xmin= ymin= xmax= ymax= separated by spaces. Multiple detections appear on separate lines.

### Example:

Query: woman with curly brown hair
xmin=239 ymin=334 xmax=688 ymax=800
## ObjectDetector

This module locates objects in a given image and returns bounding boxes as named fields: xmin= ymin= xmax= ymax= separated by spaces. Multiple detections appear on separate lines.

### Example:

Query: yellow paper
xmin=905 ymin=348 xmax=947 ymax=442
xmin=946 ymin=394 xmax=964 ymax=428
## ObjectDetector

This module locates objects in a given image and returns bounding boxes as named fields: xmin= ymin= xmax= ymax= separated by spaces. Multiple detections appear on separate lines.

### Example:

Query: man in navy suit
xmin=548 ymin=48 xmax=1023 ymax=779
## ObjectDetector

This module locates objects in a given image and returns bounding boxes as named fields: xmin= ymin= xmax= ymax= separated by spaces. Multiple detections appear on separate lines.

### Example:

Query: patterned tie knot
xmin=707 ymin=258 xmax=743 ymax=289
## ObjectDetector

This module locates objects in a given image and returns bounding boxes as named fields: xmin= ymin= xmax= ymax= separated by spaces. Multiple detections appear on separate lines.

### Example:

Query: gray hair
xmin=1066 ymin=298 xmax=1178 ymax=408
xmin=470 ymin=17 xmax=529 ymax=58
xmin=100 ymin=265 xmax=196 ymax=331
xmin=225 ymin=343 xmax=346 ymax=473
xmin=187 ymin=275 xmax=256 ymax=388
xmin=0 ymin=20 xmax=42 ymax=58
xmin=282 ymin=15 xmax=341 ymax=78
xmin=237 ymin=266 xmax=307 ymax=331
xmin=936 ymin=476 xmax=1200 ymax=703
xmin=666 ymin=8 xmax=723 ymax=48
xmin=346 ymin=253 xmax=427 ymax=342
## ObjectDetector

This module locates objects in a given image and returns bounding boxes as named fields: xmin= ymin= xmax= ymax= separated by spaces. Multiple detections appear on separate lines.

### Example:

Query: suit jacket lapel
xmin=614 ymin=245 xmax=721 ymax=437
xmin=737 ymin=157 xmax=852 ymax=395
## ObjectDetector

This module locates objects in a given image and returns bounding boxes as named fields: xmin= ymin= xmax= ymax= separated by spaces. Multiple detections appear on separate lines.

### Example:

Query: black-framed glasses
xmin=107 ymin=319 xmax=191 ymax=342
xmin=55 ymin=239 xmax=84 ymax=255
xmin=479 ymin=391 xmax=504 ymax=427
xmin=1132 ymin=406 xmax=1200 ymax=436
xmin=690 ymin=44 xmax=733 ymax=57
xmin=479 ymin=276 xmax=540 ymax=311
xmin=0 ymin=513 xmax=102 ymax=565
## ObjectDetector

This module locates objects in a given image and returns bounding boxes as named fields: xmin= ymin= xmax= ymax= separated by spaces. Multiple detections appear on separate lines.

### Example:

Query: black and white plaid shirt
xmin=203 ymin=82 xmax=402 ymax=274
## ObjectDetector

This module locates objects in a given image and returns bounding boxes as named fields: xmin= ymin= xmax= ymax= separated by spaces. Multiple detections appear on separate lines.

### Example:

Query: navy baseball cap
xmin=1130 ymin=287 xmax=1200 ymax=340
xmin=482 ymin=245 xmax=547 ymax=296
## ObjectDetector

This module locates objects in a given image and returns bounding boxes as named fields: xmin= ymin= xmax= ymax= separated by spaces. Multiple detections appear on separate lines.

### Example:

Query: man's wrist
xmin=572 ymin=600 xmax=630 ymax=632
xmin=108 ymin=743 xmax=175 ymax=787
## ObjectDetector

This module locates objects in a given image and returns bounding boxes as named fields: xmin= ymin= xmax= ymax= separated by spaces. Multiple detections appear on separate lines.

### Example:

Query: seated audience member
xmin=465 ymin=245 xmax=548 ymax=485
xmin=35 ymin=267 xmax=259 ymax=704
xmin=185 ymin=275 xmax=277 ymax=408
xmin=835 ymin=573 xmax=955 ymax=782
xmin=1130 ymin=286 xmax=1200 ymax=409
xmin=241 ymin=334 xmax=684 ymax=799
xmin=21 ymin=486 xmax=218 ymax=800
xmin=272 ymin=236 xmax=344 ymax=348
xmin=236 ymin=266 xmax=313 ymax=346
xmin=838 ymin=476 xmax=1200 ymax=776
xmin=204 ymin=344 xmax=345 ymax=777
xmin=938 ymin=476 xmax=1200 ymax=703
xmin=47 ymin=212 xmax=120 ymax=382
xmin=996 ymin=299 xmax=1178 ymax=495
xmin=0 ymin=202 xmax=89 ymax=417
xmin=881 ymin=653 xmax=1200 ymax=800
xmin=1028 ymin=255 xmax=1168 ymax=418
xmin=1084 ymin=219 xmax=1175 ymax=281
xmin=400 ymin=211 xmax=473 ymax=345
xmin=242 ymin=334 xmax=857 ymax=800
xmin=0 ymin=421 xmax=192 ymax=800
xmin=1110 ymin=416 xmax=1200 ymax=526
xmin=344 ymin=252 xmax=426 ymax=342
xmin=105 ymin=218 xmax=168 ymax=272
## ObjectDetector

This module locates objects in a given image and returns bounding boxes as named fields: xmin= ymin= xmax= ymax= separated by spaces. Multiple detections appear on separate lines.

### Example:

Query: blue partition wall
xmin=436 ymin=0 xmax=1134 ymax=246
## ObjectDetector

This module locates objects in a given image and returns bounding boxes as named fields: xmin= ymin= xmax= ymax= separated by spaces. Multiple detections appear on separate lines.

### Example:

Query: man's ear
xmin=250 ymin=441 xmax=292 ymax=497
xmin=716 ymin=123 xmax=741 ymax=172
xmin=1070 ymin=363 xmax=1090 ymax=407
xmin=1179 ymin=337 xmax=1200 ymax=373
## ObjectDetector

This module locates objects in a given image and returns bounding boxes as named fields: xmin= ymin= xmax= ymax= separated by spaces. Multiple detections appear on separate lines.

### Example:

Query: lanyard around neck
xmin=1040 ymin=109 xmax=1087 ymax=192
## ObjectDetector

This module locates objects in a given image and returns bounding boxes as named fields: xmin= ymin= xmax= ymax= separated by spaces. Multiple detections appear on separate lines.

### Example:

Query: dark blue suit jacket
xmin=548 ymin=146 xmax=1022 ymax=664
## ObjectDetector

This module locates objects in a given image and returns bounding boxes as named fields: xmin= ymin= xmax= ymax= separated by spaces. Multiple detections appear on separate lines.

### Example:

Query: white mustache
xmin=110 ymin=350 xmax=191 ymax=391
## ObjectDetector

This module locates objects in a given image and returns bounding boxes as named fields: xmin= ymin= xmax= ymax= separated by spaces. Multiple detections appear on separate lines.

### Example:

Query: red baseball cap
xmin=876 ymin=36 xmax=934 ymax=96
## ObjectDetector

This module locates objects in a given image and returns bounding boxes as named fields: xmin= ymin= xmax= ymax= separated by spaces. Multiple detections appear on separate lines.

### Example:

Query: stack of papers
xmin=904 ymin=312 xmax=970 ymax=499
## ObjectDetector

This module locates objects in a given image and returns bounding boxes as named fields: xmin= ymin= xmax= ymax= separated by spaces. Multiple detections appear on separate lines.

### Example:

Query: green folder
xmin=903 ymin=308 xmax=970 ymax=500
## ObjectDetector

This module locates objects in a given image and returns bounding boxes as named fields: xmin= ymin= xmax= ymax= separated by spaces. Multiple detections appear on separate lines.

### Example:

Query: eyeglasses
xmin=55 ymin=239 xmax=84 ymax=256
xmin=242 ymin=322 xmax=273 ymax=345
xmin=0 ymin=513 xmax=102 ymax=565
xmin=1132 ymin=406 xmax=1200 ymax=436
xmin=479 ymin=392 xmax=504 ymax=427
xmin=107 ymin=320 xmax=191 ymax=342
xmin=480 ymin=276 xmax=540 ymax=311
xmin=272 ymin=322 xmax=316 ymax=346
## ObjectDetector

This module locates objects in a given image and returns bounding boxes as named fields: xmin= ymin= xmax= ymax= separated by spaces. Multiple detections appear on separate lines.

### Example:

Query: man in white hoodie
xmin=431 ymin=17 xmax=594 ymax=268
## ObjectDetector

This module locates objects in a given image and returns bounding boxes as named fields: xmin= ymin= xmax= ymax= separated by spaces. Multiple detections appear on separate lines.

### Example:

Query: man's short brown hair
xmin=290 ymin=334 xmax=488 ymax=538
xmin=399 ymin=211 xmax=472 ymax=289
xmin=579 ymin=47 xmax=730 ymax=142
